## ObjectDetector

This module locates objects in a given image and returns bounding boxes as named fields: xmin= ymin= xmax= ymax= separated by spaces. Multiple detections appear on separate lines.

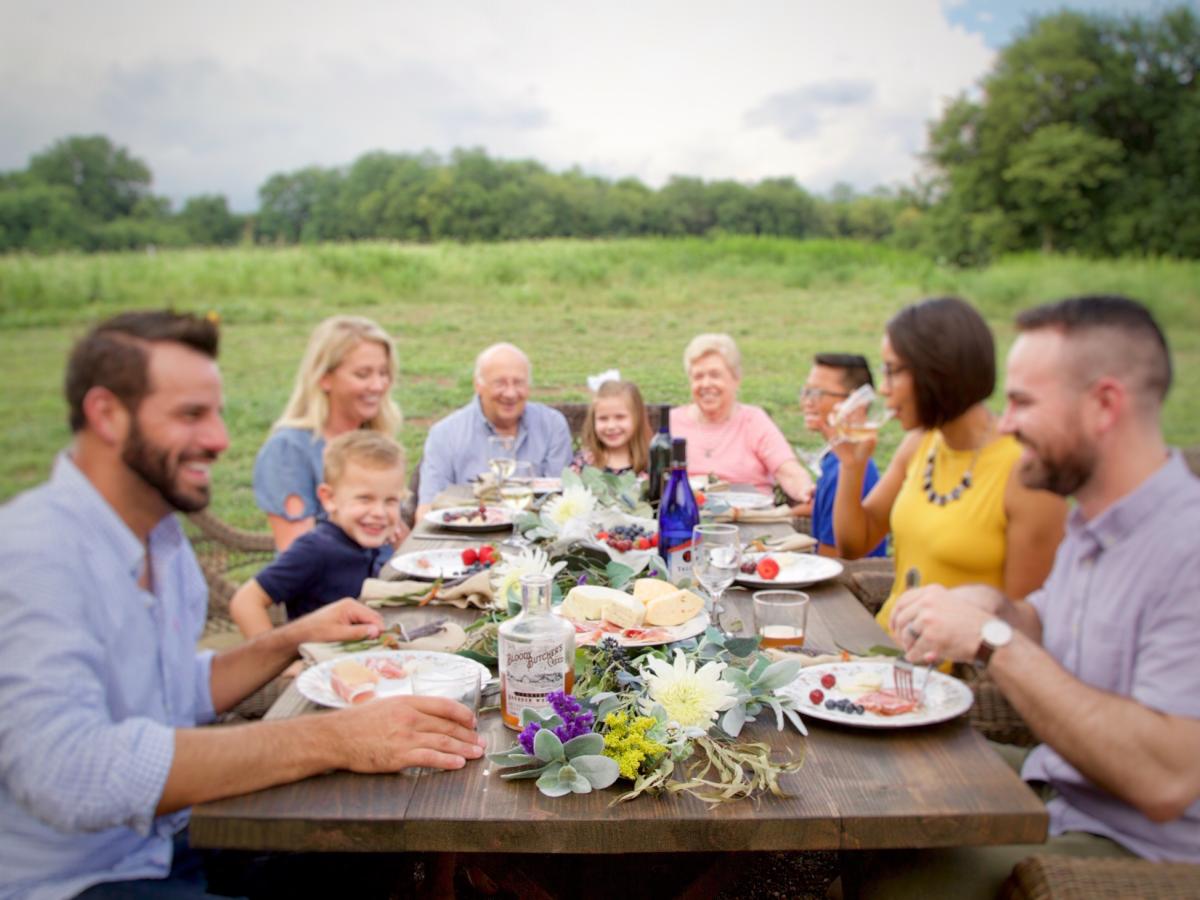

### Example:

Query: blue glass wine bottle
xmin=658 ymin=438 xmax=699 ymax=584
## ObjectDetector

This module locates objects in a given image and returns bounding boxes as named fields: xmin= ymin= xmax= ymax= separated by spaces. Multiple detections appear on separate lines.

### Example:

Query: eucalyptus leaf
xmin=748 ymin=656 xmax=769 ymax=680
xmin=722 ymin=668 xmax=751 ymax=689
xmin=500 ymin=764 xmax=555 ymax=780
xmin=604 ymin=560 xmax=635 ymax=590
xmin=520 ymin=708 xmax=564 ymax=728
xmin=723 ymin=637 xmax=761 ymax=658
xmin=721 ymin=704 xmax=747 ymax=737
xmin=563 ymin=733 xmax=605 ymax=758
xmin=783 ymin=706 xmax=808 ymax=736
xmin=456 ymin=649 xmax=498 ymax=668
xmin=536 ymin=766 xmax=573 ymax=797
xmin=571 ymin=754 xmax=620 ymax=789
xmin=487 ymin=748 xmax=537 ymax=767
xmin=755 ymin=659 xmax=803 ymax=692
xmin=533 ymin=727 xmax=565 ymax=762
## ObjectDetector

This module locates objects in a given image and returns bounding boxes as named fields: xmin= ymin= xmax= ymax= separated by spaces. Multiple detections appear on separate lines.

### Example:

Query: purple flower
xmin=576 ymin=573 xmax=590 ymax=586
xmin=547 ymin=690 xmax=594 ymax=743
xmin=518 ymin=721 xmax=541 ymax=756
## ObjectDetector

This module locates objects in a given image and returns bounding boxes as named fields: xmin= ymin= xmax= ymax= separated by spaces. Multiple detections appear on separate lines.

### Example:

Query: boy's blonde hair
xmin=274 ymin=316 xmax=403 ymax=436
xmin=322 ymin=430 xmax=406 ymax=488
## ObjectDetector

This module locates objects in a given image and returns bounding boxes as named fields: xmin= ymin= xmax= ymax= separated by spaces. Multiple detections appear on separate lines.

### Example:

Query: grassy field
xmin=2 ymin=236 xmax=1198 ymax=528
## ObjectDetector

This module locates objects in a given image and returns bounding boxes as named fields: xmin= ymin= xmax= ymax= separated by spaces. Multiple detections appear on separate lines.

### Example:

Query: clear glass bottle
xmin=498 ymin=572 xmax=576 ymax=730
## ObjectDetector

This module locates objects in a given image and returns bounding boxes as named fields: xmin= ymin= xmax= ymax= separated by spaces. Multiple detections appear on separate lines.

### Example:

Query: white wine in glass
xmin=487 ymin=435 xmax=517 ymax=481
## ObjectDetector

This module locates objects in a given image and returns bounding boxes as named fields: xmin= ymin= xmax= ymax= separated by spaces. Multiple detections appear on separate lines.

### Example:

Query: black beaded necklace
xmin=922 ymin=433 xmax=984 ymax=507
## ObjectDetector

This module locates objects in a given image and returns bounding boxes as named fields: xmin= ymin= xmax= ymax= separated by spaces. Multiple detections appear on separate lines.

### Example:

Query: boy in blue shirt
xmin=801 ymin=353 xmax=888 ymax=558
xmin=231 ymin=430 xmax=406 ymax=637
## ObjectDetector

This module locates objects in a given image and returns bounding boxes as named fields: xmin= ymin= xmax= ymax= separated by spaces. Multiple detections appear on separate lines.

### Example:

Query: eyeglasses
xmin=882 ymin=364 xmax=910 ymax=383
xmin=799 ymin=386 xmax=849 ymax=402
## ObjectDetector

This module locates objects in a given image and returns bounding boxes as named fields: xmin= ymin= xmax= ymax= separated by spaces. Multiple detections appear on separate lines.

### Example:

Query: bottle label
xmin=500 ymin=639 xmax=568 ymax=717
xmin=665 ymin=538 xmax=693 ymax=584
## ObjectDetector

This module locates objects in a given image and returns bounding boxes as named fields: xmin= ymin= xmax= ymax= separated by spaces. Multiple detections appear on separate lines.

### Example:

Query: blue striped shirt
xmin=0 ymin=454 xmax=215 ymax=900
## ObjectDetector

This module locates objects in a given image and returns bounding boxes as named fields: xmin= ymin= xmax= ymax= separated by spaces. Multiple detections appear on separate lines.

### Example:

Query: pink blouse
xmin=669 ymin=404 xmax=796 ymax=493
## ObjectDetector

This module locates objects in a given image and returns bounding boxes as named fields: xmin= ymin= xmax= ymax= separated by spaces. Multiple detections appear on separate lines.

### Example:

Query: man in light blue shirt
xmin=415 ymin=342 xmax=572 ymax=518
xmin=0 ymin=311 xmax=485 ymax=899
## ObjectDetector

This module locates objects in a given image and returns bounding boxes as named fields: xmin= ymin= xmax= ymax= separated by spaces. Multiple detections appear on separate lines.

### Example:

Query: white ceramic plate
xmin=710 ymin=491 xmax=774 ymax=510
xmin=424 ymin=506 xmax=513 ymax=532
xmin=554 ymin=608 xmax=711 ymax=648
xmin=736 ymin=552 xmax=844 ymax=588
xmin=387 ymin=549 xmax=473 ymax=581
xmin=776 ymin=661 xmax=973 ymax=729
xmin=296 ymin=650 xmax=490 ymax=709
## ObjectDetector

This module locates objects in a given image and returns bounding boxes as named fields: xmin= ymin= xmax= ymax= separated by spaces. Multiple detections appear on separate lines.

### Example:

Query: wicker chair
xmin=1002 ymin=854 xmax=1200 ymax=899
xmin=185 ymin=509 xmax=280 ymax=643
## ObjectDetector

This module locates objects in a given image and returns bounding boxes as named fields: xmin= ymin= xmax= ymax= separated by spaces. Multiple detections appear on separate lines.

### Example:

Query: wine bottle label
xmin=500 ymin=639 xmax=568 ymax=717
xmin=664 ymin=537 xmax=693 ymax=584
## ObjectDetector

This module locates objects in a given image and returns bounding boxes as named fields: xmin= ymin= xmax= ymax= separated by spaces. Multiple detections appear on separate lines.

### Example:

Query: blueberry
xmin=825 ymin=700 xmax=836 ymax=710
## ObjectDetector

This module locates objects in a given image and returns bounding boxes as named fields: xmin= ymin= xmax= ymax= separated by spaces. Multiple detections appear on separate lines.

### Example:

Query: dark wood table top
xmin=190 ymin=510 xmax=1047 ymax=855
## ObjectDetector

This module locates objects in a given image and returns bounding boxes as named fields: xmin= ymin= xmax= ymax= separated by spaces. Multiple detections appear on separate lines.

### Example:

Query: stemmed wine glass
xmin=828 ymin=384 xmax=893 ymax=445
xmin=691 ymin=523 xmax=742 ymax=632
xmin=486 ymin=434 xmax=516 ymax=482
xmin=500 ymin=461 xmax=535 ymax=546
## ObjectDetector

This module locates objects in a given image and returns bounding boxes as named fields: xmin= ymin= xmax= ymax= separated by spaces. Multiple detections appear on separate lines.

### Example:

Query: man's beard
xmin=1016 ymin=431 xmax=1096 ymax=497
xmin=122 ymin=418 xmax=213 ymax=513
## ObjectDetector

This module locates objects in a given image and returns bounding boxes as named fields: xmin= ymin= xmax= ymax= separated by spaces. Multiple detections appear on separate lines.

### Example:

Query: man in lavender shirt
xmin=0 ymin=312 xmax=485 ymax=899
xmin=856 ymin=296 xmax=1200 ymax=897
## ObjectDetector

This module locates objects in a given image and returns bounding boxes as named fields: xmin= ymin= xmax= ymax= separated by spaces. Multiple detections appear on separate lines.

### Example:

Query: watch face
xmin=982 ymin=618 xmax=1013 ymax=647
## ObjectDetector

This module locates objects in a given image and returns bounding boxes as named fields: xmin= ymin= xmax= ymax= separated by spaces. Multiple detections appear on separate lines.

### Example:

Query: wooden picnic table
xmin=190 ymin=501 xmax=1046 ymax=864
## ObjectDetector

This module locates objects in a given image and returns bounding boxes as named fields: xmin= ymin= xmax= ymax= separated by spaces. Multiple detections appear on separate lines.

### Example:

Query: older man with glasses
xmin=801 ymin=353 xmax=887 ymax=558
xmin=415 ymin=342 xmax=572 ymax=521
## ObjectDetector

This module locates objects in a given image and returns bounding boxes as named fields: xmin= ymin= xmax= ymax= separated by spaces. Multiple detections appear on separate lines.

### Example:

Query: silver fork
xmin=893 ymin=567 xmax=922 ymax=702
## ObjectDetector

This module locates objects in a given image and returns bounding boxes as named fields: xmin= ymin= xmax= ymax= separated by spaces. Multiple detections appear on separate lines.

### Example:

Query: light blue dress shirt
xmin=417 ymin=398 xmax=573 ymax=504
xmin=0 ymin=454 xmax=215 ymax=900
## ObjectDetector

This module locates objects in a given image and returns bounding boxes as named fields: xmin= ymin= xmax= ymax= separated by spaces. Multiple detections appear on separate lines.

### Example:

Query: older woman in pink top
xmin=670 ymin=333 xmax=815 ymax=503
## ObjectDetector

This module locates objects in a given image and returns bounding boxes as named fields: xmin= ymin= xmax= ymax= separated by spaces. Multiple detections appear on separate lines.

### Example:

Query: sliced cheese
xmin=560 ymin=584 xmax=630 ymax=622
xmin=601 ymin=592 xmax=646 ymax=629
xmin=633 ymin=578 xmax=678 ymax=604
xmin=644 ymin=588 xmax=704 ymax=627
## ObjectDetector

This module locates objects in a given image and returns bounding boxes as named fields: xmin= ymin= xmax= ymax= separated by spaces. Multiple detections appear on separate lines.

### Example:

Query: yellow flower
xmin=640 ymin=651 xmax=738 ymax=729
xmin=603 ymin=712 xmax=666 ymax=780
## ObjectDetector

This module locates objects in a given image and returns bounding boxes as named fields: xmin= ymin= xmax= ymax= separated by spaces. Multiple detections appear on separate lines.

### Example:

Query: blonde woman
xmin=253 ymin=316 xmax=404 ymax=551
xmin=670 ymin=333 xmax=815 ymax=503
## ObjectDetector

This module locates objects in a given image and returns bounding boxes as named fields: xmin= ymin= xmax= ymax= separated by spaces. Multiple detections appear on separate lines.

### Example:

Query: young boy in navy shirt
xmin=230 ymin=430 xmax=406 ymax=638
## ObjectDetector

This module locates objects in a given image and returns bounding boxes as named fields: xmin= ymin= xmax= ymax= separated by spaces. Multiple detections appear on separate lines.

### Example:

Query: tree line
xmin=1 ymin=7 xmax=1195 ymax=262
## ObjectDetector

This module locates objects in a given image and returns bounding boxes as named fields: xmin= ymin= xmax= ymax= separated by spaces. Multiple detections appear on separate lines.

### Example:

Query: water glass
xmin=691 ymin=523 xmax=741 ymax=630
xmin=404 ymin=665 xmax=483 ymax=776
xmin=752 ymin=590 xmax=810 ymax=649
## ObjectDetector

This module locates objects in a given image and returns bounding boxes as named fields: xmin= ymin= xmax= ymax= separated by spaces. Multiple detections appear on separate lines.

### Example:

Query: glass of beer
xmin=752 ymin=590 xmax=810 ymax=649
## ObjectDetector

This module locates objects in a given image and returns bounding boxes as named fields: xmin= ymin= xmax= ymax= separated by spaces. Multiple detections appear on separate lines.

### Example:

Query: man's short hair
xmin=65 ymin=311 xmax=219 ymax=433
xmin=473 ymin=343 xmax=532 ymax=386
xmin=886 ymin=297 xmax=995 ymax=428
xmin=1015 ymin=295 xmax=1172 ymax=403
xmin=813 ymin=353 xmax=874 ymax=392
xmin=323 ymin=430 xmax=406 ymax=487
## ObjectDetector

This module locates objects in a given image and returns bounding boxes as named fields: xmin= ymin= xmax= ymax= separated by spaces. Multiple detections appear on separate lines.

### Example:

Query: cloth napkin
xmin=710 ymin=504 xmax=797 ymax=524
xmin=299 ymin=621 xmax=469 ymax=665
xmin=744 ymin=532 xmax=818 ymax=553
xmin=361 ymin=570 xmax=494 ymax=609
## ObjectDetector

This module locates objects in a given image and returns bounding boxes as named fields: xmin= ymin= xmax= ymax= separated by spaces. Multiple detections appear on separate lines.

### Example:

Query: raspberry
xmin=635 ymin=537 xmax=651 ymax=550
xmin=756 ymin=558 xmax=781 ymax=580
xmin=809 ymin=689 xmax=824 ymax=705
xmin=820 ymin=672 xmax=836 ymax=689
xmin=461 ymin=547 xmax=479 ymax=566
xmin=478 ymin=545 xmax=496 ymax=565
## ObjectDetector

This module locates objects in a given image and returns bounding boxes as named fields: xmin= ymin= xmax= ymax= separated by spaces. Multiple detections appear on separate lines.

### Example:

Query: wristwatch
xmin=974 ymin=618 xmax=1013 ymax=668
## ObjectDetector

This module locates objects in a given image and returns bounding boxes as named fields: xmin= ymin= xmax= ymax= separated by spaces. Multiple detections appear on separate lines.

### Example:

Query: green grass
xmin=2 ymin=237 xmax=1197 ymax=528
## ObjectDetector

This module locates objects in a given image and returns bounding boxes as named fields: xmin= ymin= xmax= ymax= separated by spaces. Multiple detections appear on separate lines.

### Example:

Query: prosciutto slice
xmin=857 ymin=690 xmax=919 ymax=716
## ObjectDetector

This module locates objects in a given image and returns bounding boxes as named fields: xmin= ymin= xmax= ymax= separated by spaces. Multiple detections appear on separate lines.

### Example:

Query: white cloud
xmin=0 ymin=0 xmax=998 ymax=210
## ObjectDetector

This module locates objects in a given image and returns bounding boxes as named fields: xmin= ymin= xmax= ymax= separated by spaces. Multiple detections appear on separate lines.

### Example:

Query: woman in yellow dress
xmin=832 ymin=297 xmax=1067 ymax=634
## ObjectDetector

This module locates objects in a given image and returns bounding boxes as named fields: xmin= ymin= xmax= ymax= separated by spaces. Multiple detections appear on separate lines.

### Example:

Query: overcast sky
xmin=0 ymin=0 xmax=1183 ymax=211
